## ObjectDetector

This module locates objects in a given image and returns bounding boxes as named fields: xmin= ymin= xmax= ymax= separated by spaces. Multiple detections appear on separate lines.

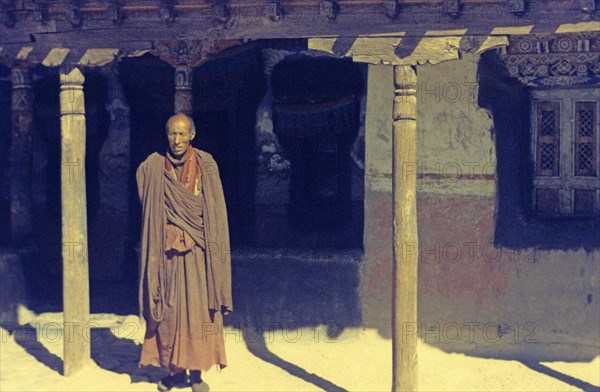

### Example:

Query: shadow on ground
xmin=244 ymin=332 xmax=348 ymax=392
xmin=10 ymin=247 xmax=362 ymax=389
xmin=521 ymin=361 xmax=600 ymax=392
xmin=4 ymin=324 xmax=64 ymax=374
xmin=225 ymin=248 xmax=362 ymax=332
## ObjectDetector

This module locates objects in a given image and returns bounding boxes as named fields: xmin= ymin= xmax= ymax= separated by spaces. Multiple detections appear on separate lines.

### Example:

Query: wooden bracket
xmin=158 ymin=0 xmax=175 ymax=24
xmin=266 ymin=2 xmax=282 ymax=21
xmin=2 ymin=2 xmax=16 ymax=28
xmin=383 ymin=0 xmax=399 ymax=19
xmin=67 ymin=2 xmax=83 ymax=27
xmin=580 ymin=0 xmax=596 ymax=13
xmin=34 ymin=2 xmax=49 ymax=24
xmin=508 ymin=0 xmax=525 ymax=15
xmin=320 ymin=1 xmax=339 ymax=20
xmin=212 ymin=0 xmax=229 ymax=23
xmin=110 ymin=1 xmax=124 ymax=25
xmin=443 ymin=0 xmax=460 ymax=18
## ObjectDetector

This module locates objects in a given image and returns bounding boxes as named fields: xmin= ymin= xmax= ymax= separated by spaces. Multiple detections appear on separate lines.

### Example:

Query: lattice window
xmin=540 ymin=110 xmax=556 ymax=135
xmin=535 ymin=102 xmax=560 ymax=177
xmin=574 ymin=102 xmax=597 ymax=177
xmin=532 ymin=95 xmax=600 ymax=217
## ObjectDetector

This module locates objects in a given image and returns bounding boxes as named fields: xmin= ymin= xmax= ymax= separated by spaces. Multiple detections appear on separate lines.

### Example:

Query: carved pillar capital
xmin=393 ymin=65 xmax=417 ymax=122
xmin=60 ymin=66 xmax=85 ymax=116
xmin=10 ymin=67 xmax=32 ymax=89
xmin=174 ymin=65 xmax=194 ymax=115
xmin=59 ymin=65 xmax=85 ymax=85
xmin=11 ymin=67 xmax=33 ymax=115
xmin=10 ymin=66 xmax=34 ymax=244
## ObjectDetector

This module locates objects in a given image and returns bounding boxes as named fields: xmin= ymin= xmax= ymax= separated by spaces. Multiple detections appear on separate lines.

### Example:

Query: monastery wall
xmin=362 ymin=56 xmax=599 ymax=360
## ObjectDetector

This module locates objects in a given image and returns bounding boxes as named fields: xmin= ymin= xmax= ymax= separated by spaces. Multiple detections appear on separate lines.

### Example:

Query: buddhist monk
xmin=136 ymin=113 xmax=232 ymax=392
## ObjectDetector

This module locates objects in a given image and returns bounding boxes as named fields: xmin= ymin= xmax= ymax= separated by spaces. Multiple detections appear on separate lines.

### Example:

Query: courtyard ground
xmin=1 ymin=310 xmax=598 ymax=392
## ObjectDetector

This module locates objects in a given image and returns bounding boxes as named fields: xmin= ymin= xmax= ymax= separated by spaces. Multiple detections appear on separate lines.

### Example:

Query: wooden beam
xmin=0 ymin=1 xmax=593 ymax=50
xmin=392 ymin=64 xmax=418 ymax=392
xmin=59 ymin=65 xmax=91 ymax=377
xmin=308 ymin=30 xmax=510 ymax=66
xmin=2 ymin=19 xmax=598 ymax=67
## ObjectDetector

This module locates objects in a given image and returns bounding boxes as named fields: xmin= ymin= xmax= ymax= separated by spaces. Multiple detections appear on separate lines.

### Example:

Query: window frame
xmin=530 ymin=88 xmax=600 ymax=218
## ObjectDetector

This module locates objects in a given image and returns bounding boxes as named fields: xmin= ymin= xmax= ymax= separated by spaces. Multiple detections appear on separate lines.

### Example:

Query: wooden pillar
xmin=10 ymin=67 xmax=34 ymax=244
xmin=392 ymin=64 xmax=418 ymax=392
xmin=174 ymin=65 xmax=193 ymax=115
xmin=59 ymin=66 xmax=91 ymax=376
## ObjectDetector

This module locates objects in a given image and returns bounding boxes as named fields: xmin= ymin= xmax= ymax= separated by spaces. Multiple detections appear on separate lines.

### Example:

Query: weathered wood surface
xmin=9 ymin=67 xmax=33 ymax=244
xmin=59 ymin=66 xmax=91 ymax=377
xmin=2 ymin=22 xmax=598 ymax=68
xmin=310 ymin=31 xmax=479 ymax=65
xmin=392 ymin=64 xmax=418 ymax=392
xmin=0 ymin=0 xmax=597 ymax=67
xmin=309 ymin=25 xmax=600 ymax=65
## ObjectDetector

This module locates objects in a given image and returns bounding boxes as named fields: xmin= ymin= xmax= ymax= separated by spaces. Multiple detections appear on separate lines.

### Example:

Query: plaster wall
xmin=362 ymin=57 xmax=599 ymax=359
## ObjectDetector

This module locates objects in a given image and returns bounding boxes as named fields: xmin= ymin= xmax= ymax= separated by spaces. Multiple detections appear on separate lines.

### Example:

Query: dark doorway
xmin=271 ymin=56 xmax=364 ymax=248
xmin=123 ymin=46 xmax=267 ymax=248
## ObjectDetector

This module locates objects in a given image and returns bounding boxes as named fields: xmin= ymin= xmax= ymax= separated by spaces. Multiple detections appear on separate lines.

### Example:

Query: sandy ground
xmin=0 ymin=311 xmax=599 ymax=392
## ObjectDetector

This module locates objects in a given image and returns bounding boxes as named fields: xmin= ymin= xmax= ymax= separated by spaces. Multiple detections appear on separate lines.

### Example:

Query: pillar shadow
xmin=7 ymin=324 xmax=63 ymax=375
xmin=226 ymin=248 xmax=362 ymax=331
xmin=8 ymin=248 xmax=362 ymax=387
xmin=224 ymin=248 xmax=361 ymax=391
xmin=5 ymin=323 xmax=163 ymax=383
xmin=243 ymin=329 xmax=348 ymax=392
xmin=521 ymin=361 xmax=600 ymax=392
xmin=88 ymin=328 xmax=165 ymax=384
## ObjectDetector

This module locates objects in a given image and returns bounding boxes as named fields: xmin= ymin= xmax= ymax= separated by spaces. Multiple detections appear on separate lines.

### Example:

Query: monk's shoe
xmin=157 ymin=370 xmax=186 ymax=392
xmin=190 ymin=370 xmax=209 ymax=392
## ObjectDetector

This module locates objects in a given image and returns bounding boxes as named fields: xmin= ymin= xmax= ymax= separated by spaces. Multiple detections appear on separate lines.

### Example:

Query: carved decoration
xmin=153 ymin=38 xmax=242 ymax=68
xmin=212 ymin=0 xmax=229 ymax=23
xmin=2 ymin=1 xmax=16 ymax=27
xmin=110 ymin=1 xmax=124 ymax=26
xmin=443 ymin=0 xmax=460 ymax=17
xmin=499 ymin=33 xmax=600 ymax=87
xmin=174 ymin=66 xmax=193 ymax=115
xmin=10 ymin=67 xmax=34 ymax=243
xmin=67 ymin=2 xmax=83 ymax=27
xmin=153 ymin=39 xmax=204 ymax=67
xmin=158 ymin=0 xmax=175 ymax=24
xmin=34 ymin=2 xmax=49 ymax=24
xmin=320 ymin=1 xmax=338 ymax=20
xmin=580 ymin=0 xmax=596 ymax=13
xmin=508 ymin=0 xmax=525 ymax=14
xmin=11 ymin=68 xmax=33 ymax=110
xmin=266 ymin=2 xmax=282 ymax=21
xmin=383 ymin=0 xmax=399 ymax=19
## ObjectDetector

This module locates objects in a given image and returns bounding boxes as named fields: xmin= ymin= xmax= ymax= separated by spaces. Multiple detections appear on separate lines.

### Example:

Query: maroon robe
xmin=136 ymin=148 xmax=232 ymax=372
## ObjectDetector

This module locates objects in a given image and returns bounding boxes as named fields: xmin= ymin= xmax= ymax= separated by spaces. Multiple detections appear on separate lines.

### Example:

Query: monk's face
xmin=166 ymin=115 xmax=195 ymax=158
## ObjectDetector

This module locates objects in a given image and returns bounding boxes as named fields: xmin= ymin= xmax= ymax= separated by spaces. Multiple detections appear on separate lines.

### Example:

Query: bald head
xmin=165 ymin=113 xmax=196 ymax=158
xmin=166 ymin=113 xmax=195 ymax=134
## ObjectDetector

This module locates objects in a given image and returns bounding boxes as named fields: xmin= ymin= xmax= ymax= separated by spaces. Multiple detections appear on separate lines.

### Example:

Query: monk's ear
xmin=190 ymin=129 xmax=196 ymax=140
